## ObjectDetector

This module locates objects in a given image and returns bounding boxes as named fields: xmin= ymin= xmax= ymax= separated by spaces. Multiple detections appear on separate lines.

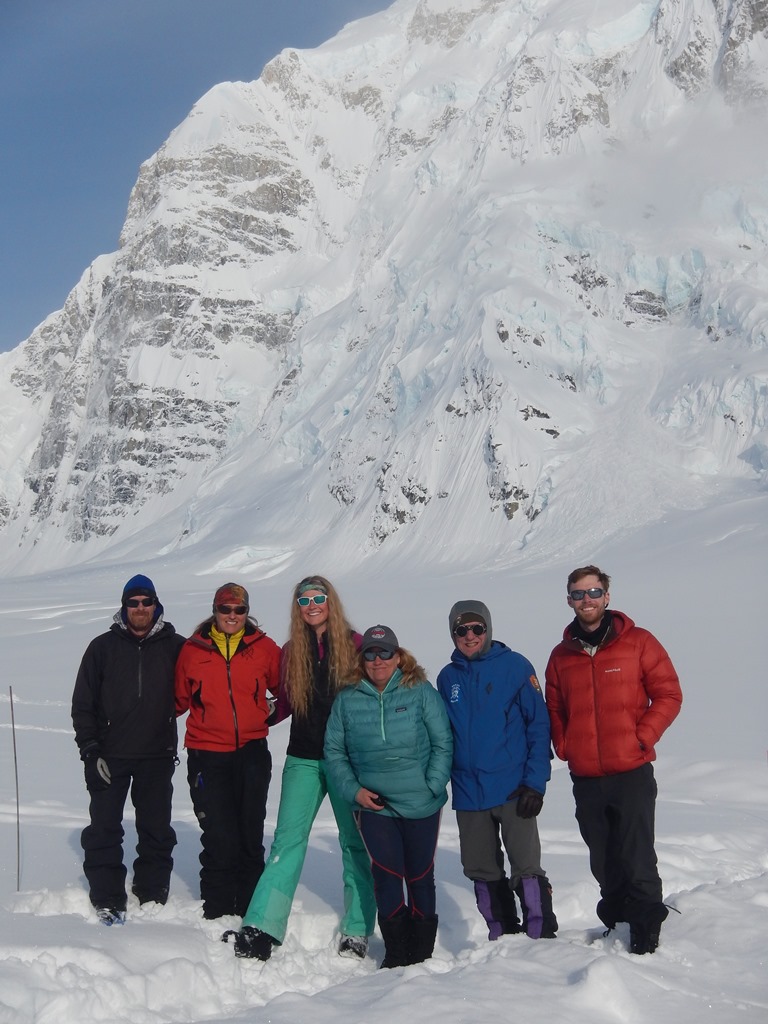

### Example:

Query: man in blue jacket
xmin=437 ymin=600 xmax=557 ymax=940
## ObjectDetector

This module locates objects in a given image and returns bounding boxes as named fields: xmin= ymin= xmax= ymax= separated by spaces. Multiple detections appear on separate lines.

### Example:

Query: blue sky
xmin=0 ymin=0 xmax=392 ymax=353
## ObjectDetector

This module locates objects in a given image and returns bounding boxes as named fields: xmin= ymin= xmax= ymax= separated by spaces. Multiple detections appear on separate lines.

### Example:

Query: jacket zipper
xmin=576 ymin=637 xmax=610 ymax=774
xmin=224 ymin=634 xmax=240 ymax=749
xmin=360 ymin=679 xmax=389 ymax=741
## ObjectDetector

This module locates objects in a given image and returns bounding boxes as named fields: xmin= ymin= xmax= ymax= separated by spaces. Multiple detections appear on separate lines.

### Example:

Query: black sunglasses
xmin=363 ymin=649 xmax=396 ymax=662
xmin=216 ymin=604 xmax=248 ymax=615
xmin=125 ymin=597 xmax=155 ymax=608
xmin=568 ymin=588 xmax=605 ymax=601
xmin=453 ymin=624 xmax=486 ymax=637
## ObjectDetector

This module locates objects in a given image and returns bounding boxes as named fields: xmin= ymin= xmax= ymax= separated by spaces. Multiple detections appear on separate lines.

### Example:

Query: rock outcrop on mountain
xmin=0 ymin=0 xmax=766 ymax=572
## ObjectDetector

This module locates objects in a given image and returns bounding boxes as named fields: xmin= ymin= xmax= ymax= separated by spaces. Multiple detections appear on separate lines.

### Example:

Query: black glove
xmin=510 ymin=786 xmax=543 ymax=818
xmin=222 ymin=925 xmax=274 ymax=960
xmin=82 ymin=747 xmax=111 ymax=792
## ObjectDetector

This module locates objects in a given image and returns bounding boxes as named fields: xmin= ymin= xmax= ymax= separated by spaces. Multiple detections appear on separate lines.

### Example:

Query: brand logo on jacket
xmin=450 ymin=683 xmax=460 ymax=703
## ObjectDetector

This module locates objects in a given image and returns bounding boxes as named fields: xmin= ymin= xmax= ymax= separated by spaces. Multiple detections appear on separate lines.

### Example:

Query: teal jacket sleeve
xmin=323 ymin=691 xmax=361 ymax=805
xmin=422 ymin=683 xmax=453 ymax=798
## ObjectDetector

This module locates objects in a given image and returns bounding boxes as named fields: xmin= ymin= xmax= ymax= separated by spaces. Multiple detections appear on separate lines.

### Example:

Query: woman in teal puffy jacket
xmin=324 ymin=624 xmax=453 ymax=969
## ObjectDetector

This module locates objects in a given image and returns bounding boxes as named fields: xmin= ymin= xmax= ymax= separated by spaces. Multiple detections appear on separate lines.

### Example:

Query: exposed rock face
xmin=0 ymin=0 xmax=766 ymax=569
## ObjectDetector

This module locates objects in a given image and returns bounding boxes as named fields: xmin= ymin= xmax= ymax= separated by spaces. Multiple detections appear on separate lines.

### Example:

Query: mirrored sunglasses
xmin=363 ymin=649 xmax=396 ymax=662
xmin=125 ymin=597 xmax=156 ymax=608
xmin=453 ymin=623 xmax=486 ymax=637
xmin=216 ymin=604 xmax=248 ymax=615
xmin=568 ymin=588 xmax=605 ymax=601
xmin=297 ymin=594 xmax=328 ymax=607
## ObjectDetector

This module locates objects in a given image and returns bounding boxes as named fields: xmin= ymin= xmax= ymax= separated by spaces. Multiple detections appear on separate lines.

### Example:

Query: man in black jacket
xmin=72 ymin=574 xmax=185 ymax=924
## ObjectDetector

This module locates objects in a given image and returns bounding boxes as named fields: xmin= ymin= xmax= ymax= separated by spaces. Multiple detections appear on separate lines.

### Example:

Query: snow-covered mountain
xmin=0 ymin=0 xmax=766 ymax=576
xmin=1 ymin=9 xmax=766 ymax=1016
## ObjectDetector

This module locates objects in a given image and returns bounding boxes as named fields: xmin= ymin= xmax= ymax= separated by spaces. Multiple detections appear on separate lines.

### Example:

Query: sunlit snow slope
xmin=0 ymin=0 xmax=765 ymax=577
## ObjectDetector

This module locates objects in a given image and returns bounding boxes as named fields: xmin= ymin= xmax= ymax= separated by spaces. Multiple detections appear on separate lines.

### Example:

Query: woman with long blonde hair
xmin=225 ymin=575 xmax=376 ymax=961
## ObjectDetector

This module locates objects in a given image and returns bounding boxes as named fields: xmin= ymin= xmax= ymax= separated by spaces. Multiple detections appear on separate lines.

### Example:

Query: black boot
xmin=626 ymin=901 xmax=668 ymax=955
xmin=515 ymin=875 xmax=558 ymax=939
xmin=473 ymin=879 xmax=522 ymax=940
xmin=222 ymin=925 xmax=275 ymax=960
xmin=409 ymin=916 xmax=438 ymax=964
xmin=596 ymin=894 xmax=624 ymax=932
xmin=496 ymin=880 xmax=523 ymax=935
xmin=132 ymin=885 xmax=169 ymax=906
xmin=379 ymin=914 xmax=412 ymax=969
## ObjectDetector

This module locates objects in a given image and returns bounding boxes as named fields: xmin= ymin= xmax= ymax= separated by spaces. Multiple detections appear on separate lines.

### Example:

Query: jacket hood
xmin=450 ymin=638 xmax=509 ymax=666
xmin=112 ymin=609 xmax=167 ymax=640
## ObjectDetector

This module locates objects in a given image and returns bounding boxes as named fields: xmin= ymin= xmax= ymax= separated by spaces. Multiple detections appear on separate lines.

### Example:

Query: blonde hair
xmin=285 ymin=575 xmax=359 ymax=717
xmin=358 ymin=647 xmax=427 ymax=689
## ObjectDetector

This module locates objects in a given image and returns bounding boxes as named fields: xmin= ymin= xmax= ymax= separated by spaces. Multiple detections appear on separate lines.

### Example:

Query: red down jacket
xmin=545 ymin=611 xmax=682 ymax=778
xmin=175 ymin=623 xmax=281 ymax=752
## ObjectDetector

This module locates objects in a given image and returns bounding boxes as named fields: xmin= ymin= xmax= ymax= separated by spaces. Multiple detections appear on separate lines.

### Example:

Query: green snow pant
xmin=242 ymin=754 xmax=376 ymax=943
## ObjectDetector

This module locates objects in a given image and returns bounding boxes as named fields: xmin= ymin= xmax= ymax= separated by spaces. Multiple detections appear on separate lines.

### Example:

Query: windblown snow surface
xmin=0 ymin=495 xmax=766 ymax=1024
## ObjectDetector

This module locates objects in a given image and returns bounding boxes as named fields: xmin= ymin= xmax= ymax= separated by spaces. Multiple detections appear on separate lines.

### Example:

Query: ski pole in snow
xmin=9 ymin=686 xmax=21 ymax=891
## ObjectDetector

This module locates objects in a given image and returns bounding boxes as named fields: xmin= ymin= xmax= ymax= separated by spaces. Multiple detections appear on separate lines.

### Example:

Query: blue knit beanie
xmin=122 ymin=574 xmax=157 ymax=603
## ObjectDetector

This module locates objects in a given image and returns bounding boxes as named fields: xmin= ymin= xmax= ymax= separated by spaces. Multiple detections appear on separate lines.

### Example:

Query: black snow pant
xmin=81 ymin=755 xmax=176 ymax=911
xmin=571 ymin=763 xmax=663 ymax=928
xmin=187 ymin=739 xmax=272 ymax=919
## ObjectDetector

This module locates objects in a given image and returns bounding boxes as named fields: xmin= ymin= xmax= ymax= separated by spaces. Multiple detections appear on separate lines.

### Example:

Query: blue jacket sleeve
xmin=516 ymin=659 xmax=552 ymax=793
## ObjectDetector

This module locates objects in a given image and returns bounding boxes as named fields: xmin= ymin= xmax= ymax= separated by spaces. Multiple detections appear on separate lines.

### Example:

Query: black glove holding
xmin=510 ymin=786 xmax=543 ymax=818
xmin=81 ymin=744 xmax=111 ymax=792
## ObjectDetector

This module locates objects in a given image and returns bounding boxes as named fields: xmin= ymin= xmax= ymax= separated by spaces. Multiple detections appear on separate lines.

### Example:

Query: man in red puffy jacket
xmin=545 ymin=565 xmax=682 ymax=955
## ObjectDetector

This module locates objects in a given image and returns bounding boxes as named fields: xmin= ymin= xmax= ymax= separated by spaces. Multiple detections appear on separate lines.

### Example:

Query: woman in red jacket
xmin=175 ymin=583 xmax=281 ymax=919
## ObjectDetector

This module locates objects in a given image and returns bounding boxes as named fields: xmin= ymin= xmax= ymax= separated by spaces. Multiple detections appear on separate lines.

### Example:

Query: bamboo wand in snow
xmin=9 ymin=686 xmax=21 ymax=891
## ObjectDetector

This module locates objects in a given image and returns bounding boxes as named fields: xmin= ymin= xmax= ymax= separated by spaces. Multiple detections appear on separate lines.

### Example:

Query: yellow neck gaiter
xmin=210 ymin=624 xmax=245 ymax=661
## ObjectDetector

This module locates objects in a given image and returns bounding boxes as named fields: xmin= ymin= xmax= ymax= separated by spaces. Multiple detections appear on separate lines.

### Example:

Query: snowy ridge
xmin=0 ymin=0 xmax=766 ymax=578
